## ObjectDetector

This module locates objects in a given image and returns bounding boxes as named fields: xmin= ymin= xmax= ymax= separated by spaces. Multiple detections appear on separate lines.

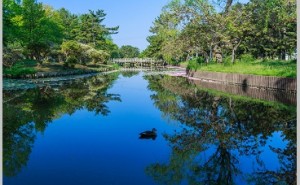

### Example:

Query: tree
xmin=244 ymin=0 xmax=296 ymax=59
xmin=20 ymin=0 xmax=62 ymax=62
xmin=3 ymin=0 xmax=22 ymax=46
xmin=75 ymin=10 xmax=119 ymax=49
xmin=119 ymin=45 xmax=140 ymax=58
xmin=143 ymin=8 xmax=182 ymax=63
xmin=145 ymin=0 xmax=296 ymax=64
xmin=223 ymin=3 xmax=251 ymax=63
xmin=56 ymin=8 xmax=79 ymax=40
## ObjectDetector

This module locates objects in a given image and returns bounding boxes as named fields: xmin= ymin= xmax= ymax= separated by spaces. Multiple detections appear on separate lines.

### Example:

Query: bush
xmin=240 ymin=53 xmax=255 ymax=62
xmin=112 ymin=63 xmax=120 ymax=69
xmin=64 ymin=56 xmax=78 ymax=68
xmin=196 ymin=57 xmax=205 ymax=64
xmin=223 ymin=56 xmax=233 ymax=65
xmin=18 ymin=59 xmax=38 ymax=67
xmin=187 ymin=59 xmax=200 ymax=71
xmin=3 ymin=47 xmax=24 ymax=67
xmin=61 ymin=41 xmax=82 ymax=57
xmin=4 ymin=62 xmax=36 ymax=78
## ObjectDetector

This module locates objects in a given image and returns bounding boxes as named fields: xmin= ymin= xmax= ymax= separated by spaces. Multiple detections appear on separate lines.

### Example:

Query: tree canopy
xmin=119 ymin=45 xmax=140 ymax=58
xmin=3 ymin=0 xmax=119 ymax=66
xmin=142 ymin=0 xmax=296 ymax=64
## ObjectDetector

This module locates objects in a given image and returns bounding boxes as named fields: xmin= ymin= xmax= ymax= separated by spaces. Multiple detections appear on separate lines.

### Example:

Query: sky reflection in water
xmin=3 ymin=72 xmax=296 ymax=185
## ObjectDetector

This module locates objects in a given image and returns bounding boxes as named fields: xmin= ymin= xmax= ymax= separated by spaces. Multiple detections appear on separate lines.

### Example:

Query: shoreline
xmin=169 ymin=69 xmax=297 ymax=92
xmin=3 ymin=67 xmax=297 ymax=92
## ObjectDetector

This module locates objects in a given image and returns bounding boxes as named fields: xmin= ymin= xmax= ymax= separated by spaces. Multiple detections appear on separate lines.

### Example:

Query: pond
xmin=3 ymin=71 xmax=296 ymax=185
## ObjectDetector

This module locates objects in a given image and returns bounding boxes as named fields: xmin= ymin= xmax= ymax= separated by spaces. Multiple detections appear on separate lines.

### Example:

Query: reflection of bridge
xmin=111 ymin=58 xmax=165 ymax=67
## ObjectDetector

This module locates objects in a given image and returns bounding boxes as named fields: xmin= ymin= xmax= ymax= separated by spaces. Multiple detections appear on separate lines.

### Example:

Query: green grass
xmin=184 ymin=59 xmax=296 ymax=78
xmin=4 ymin=61 xmax=36 ymax=77
xmin=179 ymin=61 xmax=188 ymax=68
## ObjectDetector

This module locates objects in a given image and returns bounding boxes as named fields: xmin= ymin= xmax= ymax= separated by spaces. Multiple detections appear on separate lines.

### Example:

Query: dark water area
xmin=3 ymin=71 xmax=296 ymax=185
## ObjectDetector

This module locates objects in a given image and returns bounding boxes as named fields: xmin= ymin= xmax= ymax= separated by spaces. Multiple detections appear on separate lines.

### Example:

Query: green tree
xmin=75 ymin=10 xmax=119 ymax=48
xmin=20 ymin=0 xmax=63 ymax=62
xmin=3 ymin=0 xmax=22 ymax=46
xmin=145 ymin=0 xmax=296 ymax=65
xmin=56 ymin=8 xmax=79 ymax=40
xmin=143 ymin=8 xmax=182 ymax=63
xmin=244 ymin=0 xmax=296 ymax=59
xmin=119 ymin=45 xmax=140 ymax=58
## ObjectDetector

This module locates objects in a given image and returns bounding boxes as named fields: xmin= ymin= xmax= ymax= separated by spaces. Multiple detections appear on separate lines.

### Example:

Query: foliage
xmin=60 ymin=41 xmax=109 ymax=65
xmin=61 ymin=40 xmax=82 ymax=57
xmin=74 ymin=10 xmax=119 ymax=48
xmin=4 ymin=62 xmax=36 ymax=78
xmin=3 ymin=0 xmax=119 ymax=68
xmin=118 ymin=45 xmax=140 ymax=58
xmin=239 ymin=53 xmax=255 ymax=62
xmin=86 ymin=47 xmax=109 ymax=64
xmin=186 ymin=57 xmax=206 ymax=71
xmin=64 ymin=56 xmax=78 ymax=68
xmin=186 ymin=59 xmax=199 ymax=71
xmin=112 ymin=63 xmax=120 ymax=70
xmin=3 ymin=46 xmax=24 ymax=67
xmin=143 ymin=0 xmax=296 ymax=65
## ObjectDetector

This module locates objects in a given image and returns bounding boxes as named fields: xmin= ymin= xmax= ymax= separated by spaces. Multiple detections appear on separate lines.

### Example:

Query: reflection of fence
xmin=188 ymin=71 xmax=296 ymax=91
xmin=191 ymin=79 xmax=296 ymax=106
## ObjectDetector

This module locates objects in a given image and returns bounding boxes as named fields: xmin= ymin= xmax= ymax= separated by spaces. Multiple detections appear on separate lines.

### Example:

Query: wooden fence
xmin=191 ymin=79 xmax=296 ymax=106
xmin=188 ymin=71 xmax=297 ymax=91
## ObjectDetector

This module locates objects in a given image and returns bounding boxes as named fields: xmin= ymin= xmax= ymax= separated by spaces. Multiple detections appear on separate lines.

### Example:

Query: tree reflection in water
xmin=3 ymin=73 xmax=121 ymax=177
xmin=144 ymin=75 xmax=296 ymax=185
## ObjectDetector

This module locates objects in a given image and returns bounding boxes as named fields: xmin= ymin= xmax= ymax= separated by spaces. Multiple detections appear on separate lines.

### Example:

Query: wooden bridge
xmin=111 ymin=58 xmax=166 ymax=68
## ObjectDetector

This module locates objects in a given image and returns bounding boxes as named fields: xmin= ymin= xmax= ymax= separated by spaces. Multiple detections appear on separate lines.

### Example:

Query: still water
xmin=3 ymin=71 xmax=296 ymax=185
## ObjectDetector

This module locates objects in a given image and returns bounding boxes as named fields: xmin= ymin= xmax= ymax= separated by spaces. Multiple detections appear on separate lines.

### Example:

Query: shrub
xmin=64 ymin=56 xmax=78 ymax=68
xmin=187 ymin=59 xmax=200 ymax=71
xmin=223 ymin=56 xmax=233 ymax=65
xmin=4 ymin=62 xmax=36 ymax=78
xmin=240 ymin=53 xmax=255 ymax=62
xmin=196 ymin=57 xmax=205 ymax=64
xmin=112 ymin=63 xmax=120 ymax=69
xmin=18 ymin=59 xmax=38 ymax=67
xmin=61 ymin=41 xmax=82 ymax=57
xmin=86 ymin=48 xmax=109 ymax=64
xmin=3 ymin=47 xmax=24 ymax=67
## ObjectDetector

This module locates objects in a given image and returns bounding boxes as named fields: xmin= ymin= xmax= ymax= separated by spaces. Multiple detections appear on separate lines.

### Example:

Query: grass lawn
xmin=183 ymin=59 xmax=296 ymax=78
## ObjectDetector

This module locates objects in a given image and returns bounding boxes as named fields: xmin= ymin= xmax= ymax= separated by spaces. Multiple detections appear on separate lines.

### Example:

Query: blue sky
xmin=39 ymin=0 xmax=170 ymax=51
xmin=38 ymin=0 xmax=249 ymax=51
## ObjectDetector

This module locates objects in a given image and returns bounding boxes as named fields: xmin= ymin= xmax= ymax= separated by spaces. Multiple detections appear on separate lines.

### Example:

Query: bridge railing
xmin=111 ymin=58 xmax=164 ymax=63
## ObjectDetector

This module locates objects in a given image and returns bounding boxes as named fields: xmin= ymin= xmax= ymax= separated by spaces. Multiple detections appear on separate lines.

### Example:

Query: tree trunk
xmin=186 ymin=54 xmax=190 ymax=61
xmin=282 ymin=50 xmax=286 ymax=60
xmin=231 ymin=48 xmax=235 ymax=64
xmin=224 ymin=0 xmax=233 ymax=13
xmin=231 ymin=39 xmax=242 ymax=64
xmin=209 ymin=45 xmax=213 ymax=62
